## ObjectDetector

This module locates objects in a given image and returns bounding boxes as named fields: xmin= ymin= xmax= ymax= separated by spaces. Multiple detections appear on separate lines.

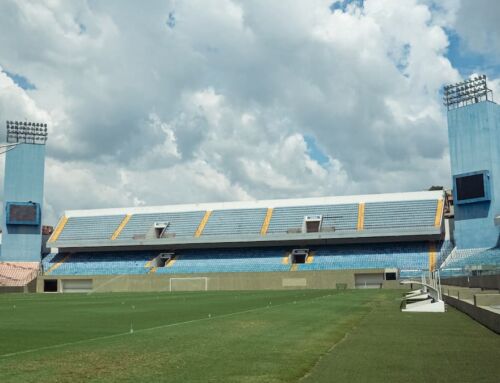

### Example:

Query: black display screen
xmin=9 ymin=204 xmax=37 ymax=222
xmin=456 ymin=174 xmax=485 ymax=201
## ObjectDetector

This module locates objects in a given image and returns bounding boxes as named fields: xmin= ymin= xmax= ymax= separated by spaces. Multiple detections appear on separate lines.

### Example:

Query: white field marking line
xmin=298 ymin=300 xmax=380 ymax=382
xmin=0 ymin=292 xmax=333 ymax=359
xmin=87 ymin=274 xmax=129 ymax=295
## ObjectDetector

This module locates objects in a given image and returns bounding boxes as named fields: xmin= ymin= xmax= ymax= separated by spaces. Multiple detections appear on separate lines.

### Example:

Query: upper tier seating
xmin=43 ymin=251 xmax=156 ymax=275
xmin=58 ymin=215 xmax=125 ymax=242
xmin=363 ymin=199 xmax=438 ymax=230
xmin=202 ymin=208 xmax=267 ymax=236
xmin=266 ymin=204 xmax=358 ymax=234
xmin=52 ymin=195 xmax=442 ymax=245
xmin=116 ymin=211 xmax=205 ymax=240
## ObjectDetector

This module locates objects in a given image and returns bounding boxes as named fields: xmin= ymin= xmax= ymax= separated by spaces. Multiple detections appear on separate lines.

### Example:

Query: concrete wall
xmin=444 ymin=295 xmax=500 ymax=334
xmin=1 ymin=143 xmax=46 ymax=262
xmin=447 ymin=101 xmax=500 ymax=248
xmin=0 ymin=279 xmax=37 ymax=293
xmin=443 ymin=274 xmax=500 ymax=290
xmin=36 ymin=270 xmax=407 ymax=293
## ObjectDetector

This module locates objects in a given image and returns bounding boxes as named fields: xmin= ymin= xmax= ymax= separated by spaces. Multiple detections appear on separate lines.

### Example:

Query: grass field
xmin=0 ymin=289 xmax=499 ymax=382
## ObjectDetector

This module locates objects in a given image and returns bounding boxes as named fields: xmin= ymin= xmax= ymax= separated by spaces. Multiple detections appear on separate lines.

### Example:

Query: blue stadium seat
xmin=202 ymin=208 xmax=267 ymax=236
xmin=157 ymin=248 xmax=289 ymax=274
xmin=44 ymin=251 xmax=156 ymax=275
xmin=266 ymin=204 xmax=358 ymax=234
xmin=58 ymin=215 xmax=125 ymax=241
xmin=42 ymin=241 xmax=450 ymax=276
xmin=440 ymin=247 xmax=500 ymax=276
xmin=297 ymin=242 xmax=437 ymax=274
xmin=363 ymin=200 xmax=437 ymax=230
xmin=116 ymin=211 xmax=205 ymax=240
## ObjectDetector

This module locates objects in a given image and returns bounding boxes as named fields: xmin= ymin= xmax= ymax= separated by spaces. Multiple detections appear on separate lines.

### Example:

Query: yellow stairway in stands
xmin=166 ymin=256 xmax=177 ymax=268
xmin=46 ymin=254 xmax=71 ymax=275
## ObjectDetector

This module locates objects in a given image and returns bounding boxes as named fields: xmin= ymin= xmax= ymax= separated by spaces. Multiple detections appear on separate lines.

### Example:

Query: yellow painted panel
xmin=306 ymin=253 xmax=314 ymax=264
xmin=428 ymin=243 xmax=437 ymax=272
xmin=111 ymin=214 xmax=132 ymax=240
xmin=434 ymin=199 xmax=444 ymax=227
xmin=145 ymin=257 xmax=155 ymax=268
xmin=357 ymin=203 xmax=365 ymax=230
xmin=195 ymin=211 xmax=212 ymax=237
xmin=48 ymin=216 xmax=68 ymax=243
xmin=166 ymin=257 xmax=177 ymax=268
xmin=260 ymin=208 xmax=274 ymax=236
xmin=282 ymin=254 xmax=289 ymax=265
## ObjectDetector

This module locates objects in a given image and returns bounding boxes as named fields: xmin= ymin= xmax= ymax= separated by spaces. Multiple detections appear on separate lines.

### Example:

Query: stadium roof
xmin=64 ymin=190 xmax=444 ymax=217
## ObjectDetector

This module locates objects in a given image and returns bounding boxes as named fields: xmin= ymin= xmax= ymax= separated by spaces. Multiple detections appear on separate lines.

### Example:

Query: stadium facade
xmin=0 ymin=77 xmax=499 ymax=293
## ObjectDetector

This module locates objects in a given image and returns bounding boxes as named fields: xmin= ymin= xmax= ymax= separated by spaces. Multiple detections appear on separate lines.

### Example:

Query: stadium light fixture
xmin=443 ymin=74 xmax=493 ymax=111
xmin=6 ymin=120 xmax=48 ymax=145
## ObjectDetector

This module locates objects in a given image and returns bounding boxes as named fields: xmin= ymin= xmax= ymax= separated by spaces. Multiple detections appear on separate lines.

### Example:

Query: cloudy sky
xmin=0 ymin=0 xmax=499 ymax=225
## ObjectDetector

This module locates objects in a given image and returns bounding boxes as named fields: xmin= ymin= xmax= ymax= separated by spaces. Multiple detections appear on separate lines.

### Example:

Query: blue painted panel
xmin=447 ymin=101 xmax=500 ymax=248
xmin=1 ymin=143 xmax=45 ymax=261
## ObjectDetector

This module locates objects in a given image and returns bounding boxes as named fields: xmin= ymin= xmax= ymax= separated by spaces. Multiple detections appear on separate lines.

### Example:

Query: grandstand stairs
xmin=306 ymin=252 xmax=315 ymax=264
xmin=46 ymin=254 xmax=71 ymax=275
xmin=282 ymin=253 xmax=290 ymax=265
xmin=145 ymin=257 xmax=157 ymax=274
xmin=165 ymin=256 xmax=177 ymax=268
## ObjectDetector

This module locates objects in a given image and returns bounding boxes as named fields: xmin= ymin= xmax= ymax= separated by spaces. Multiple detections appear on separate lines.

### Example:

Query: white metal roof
xmin=64 ymin=190 xmax=444 ymax=218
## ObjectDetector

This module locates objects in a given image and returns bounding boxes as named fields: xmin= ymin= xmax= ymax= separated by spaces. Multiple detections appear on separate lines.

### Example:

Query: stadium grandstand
xmin=38 ymin=190 xmax=450 ymax=292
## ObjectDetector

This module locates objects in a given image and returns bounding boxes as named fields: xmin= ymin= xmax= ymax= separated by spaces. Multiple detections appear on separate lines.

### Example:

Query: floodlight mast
xmin=0 ymin=120 xmax=48 ymax=154
xmin=443 ymin=75 xmax=494 ymax=111
xmin=6 ymin=120 xmax=48 ymax=145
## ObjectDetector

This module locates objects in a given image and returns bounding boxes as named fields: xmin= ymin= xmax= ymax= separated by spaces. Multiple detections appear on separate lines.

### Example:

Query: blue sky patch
xmin=445 ymin=29 xmax=500 ymax=79
xmin=3 ymin=70 xmax=36 ymax=90
xmin=330 ymin=0 xmax=364 ymax=13
xmin=304 ymin=135 xmax=330 ymax=166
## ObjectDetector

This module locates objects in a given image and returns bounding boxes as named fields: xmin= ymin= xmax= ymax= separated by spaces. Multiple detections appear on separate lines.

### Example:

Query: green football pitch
xmin=0 ymin=289 xmax=499 ymax=383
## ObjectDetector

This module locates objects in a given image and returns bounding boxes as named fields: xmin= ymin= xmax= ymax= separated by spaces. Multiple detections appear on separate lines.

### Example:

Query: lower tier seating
xmin=43 ymin=251 xmax=156 ymax=275
xmin=441 ymin=247 xmax=500 ymax=276
xmin=41 ymin=241 xmax=451 ymax=276
xmin=157 ymin=248 xmax=289 ymax=274
xmin=297 ymin=242 xmax=435 ymax=273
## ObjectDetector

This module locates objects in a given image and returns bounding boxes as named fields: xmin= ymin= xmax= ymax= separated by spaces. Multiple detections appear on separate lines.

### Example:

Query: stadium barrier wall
xmin=442 ymin=275 xmax=500 ymax=290
xmin=443 ymin=295 xmax=500 ymax=334
xmin=0 ymin=279 xmax=37 ymax=294
xmin=36 ymin=270 xmax=406 ymax=293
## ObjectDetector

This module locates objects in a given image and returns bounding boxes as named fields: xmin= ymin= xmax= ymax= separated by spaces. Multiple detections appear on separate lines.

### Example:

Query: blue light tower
xmin=444 ymin=76 xmax=500 ymax=249
xmin=1 ymin=121 xmax=48 ymax=261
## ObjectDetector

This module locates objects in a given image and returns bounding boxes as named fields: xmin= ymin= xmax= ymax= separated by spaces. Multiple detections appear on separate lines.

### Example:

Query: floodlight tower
xmin=1 ymin=121 xmax=48 ymax=262
xmin=443 ymin=76 xmax=500 ymax=249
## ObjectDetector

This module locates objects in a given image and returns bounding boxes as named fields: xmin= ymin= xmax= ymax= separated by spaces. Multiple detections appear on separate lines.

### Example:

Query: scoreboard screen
xmin=454 ymin=171 xmax=490 ymax=204
xmin=5 ymin=202 xmax=40 ymax=225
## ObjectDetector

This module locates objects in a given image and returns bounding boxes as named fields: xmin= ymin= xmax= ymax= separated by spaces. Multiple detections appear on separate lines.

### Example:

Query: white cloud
xmin=1 ymin=0 xmax=490 ymax=225
xmin=453 ymin=0 xmax=500 ymax=59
